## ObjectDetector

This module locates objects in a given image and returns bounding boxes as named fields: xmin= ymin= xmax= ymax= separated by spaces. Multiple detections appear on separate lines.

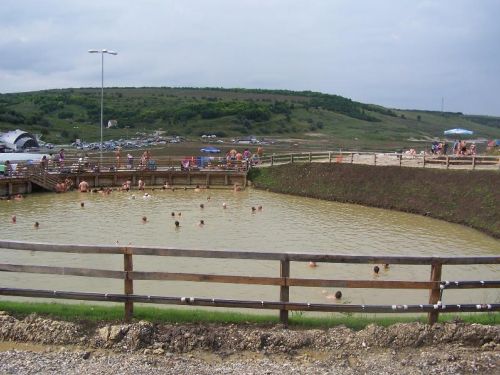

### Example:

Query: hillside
xmin=0 ymin=87 xmax=499 ymax=149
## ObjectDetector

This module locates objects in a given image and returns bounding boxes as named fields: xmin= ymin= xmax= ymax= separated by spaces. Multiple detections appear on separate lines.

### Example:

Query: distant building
xmin=0 ymin=129 xmax=39 ymax=151
xmin=107 ymin=120 xmax=118 ymax=128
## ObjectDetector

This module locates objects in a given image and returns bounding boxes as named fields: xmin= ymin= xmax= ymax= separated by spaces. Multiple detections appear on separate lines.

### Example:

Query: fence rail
xmin=0 ymin=240 xmax=498 ymax=326
xmin=258 ymin=151 xmax=500 ymax=170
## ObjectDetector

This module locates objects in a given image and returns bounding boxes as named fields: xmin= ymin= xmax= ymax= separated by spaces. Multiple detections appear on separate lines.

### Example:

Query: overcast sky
xmin=1 ymin=0 xmax=499 ymax=116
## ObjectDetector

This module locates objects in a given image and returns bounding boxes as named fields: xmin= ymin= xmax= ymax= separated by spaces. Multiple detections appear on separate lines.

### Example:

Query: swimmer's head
xmin=222 ymin=202 xmax=227 ymax=209
xmin=11 ymin=215 xmax=16 ymax=223
xmin=142 ymin=216 xmax=147 ymax=223
xmin=335 ymin=291 xmax=342 ymax=299
xmin=34 ymin=221 xmax=39 ymax=229
xmin=80 ymin=202 xmax=84 ymax=208
xmin=200 ymin=203 xmax=204 ymax=209
xmin=374 ymin=266 xmax=380 ymax=274
xmin=199 ymin=220 xmax=204 ymax=225
xmin=175 ymin=221 xmax=180 ymax=227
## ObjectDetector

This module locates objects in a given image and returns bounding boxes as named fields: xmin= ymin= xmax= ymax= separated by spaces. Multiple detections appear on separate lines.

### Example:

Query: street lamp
xmin=88 ymin=49 xmax=118 ymax=164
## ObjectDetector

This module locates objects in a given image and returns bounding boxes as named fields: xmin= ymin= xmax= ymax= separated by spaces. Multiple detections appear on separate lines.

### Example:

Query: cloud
xmin=0 ymin=0 xmax=499 ymax=116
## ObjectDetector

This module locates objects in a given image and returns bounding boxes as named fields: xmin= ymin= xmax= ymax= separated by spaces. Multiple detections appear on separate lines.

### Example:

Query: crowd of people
xmin=430 ymin=140 xmax=476 ymax=156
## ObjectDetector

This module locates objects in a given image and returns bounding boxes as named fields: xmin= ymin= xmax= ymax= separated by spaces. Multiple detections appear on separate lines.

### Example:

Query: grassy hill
xmin=0 ymin=87 xmax=499 ymax=150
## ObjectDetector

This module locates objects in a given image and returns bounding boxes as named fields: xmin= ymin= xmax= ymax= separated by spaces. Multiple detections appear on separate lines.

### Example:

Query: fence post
xmin=423 ymin=154 xmax=426 ymax=168
xmin=472 ymin=156 xmax=476 ymax=170
xmin=428 ymin=263 xmax=442 ymax=325
xmin=350 ymin=153 xmax=354 ymax=164
xmin=280 ymin=258 xmax=290 ymax=327
xmin=308 ymin=152 xmax=312 ymax=162
xmin=399 ymin=154 xmax=402 ymax=167
xmin=328 ymin=152 xmax=332 ymax=163
xmin=290 ymin=154 xmax=294 ymax=163
xmin=124 ymin=247 xmax=134 ymax=322
xmin=446 ymin=156 xmax=450 ymax=169
xmin=271 ymin=155 xmax=274 ymax=166
xmin=374 ymin=153 xmax=377 ymax=166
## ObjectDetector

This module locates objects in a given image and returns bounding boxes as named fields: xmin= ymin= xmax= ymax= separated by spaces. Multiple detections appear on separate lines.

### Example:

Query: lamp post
xmin=88 ymin=49 xmax=118 ymax=164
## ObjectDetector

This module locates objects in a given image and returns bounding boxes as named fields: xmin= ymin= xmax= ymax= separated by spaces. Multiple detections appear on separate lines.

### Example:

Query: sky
xmin=1 ymin=0 xmax=499 ymax=116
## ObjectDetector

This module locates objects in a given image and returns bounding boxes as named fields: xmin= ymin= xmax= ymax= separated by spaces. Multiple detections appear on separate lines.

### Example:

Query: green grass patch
xmin=0 ymin=301 xmax=497 ymax=329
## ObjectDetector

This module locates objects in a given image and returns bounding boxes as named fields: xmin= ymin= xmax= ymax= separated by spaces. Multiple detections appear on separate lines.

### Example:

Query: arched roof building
xmin=0 ymin=129 xmax=39 ymax=151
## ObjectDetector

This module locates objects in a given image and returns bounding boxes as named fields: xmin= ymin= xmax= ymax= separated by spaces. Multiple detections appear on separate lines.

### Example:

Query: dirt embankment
xmin=249 ymin=164 xmax=500 ymax=238
xmin=0 ymin=312 xmax=499 ymax=374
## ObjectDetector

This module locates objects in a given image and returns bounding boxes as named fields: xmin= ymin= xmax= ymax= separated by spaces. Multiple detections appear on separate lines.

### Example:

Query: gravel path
xmin=0 ymin=345 xmax=498 ymax=375
xmin=0 ymin=312 xmax=498 ymax=374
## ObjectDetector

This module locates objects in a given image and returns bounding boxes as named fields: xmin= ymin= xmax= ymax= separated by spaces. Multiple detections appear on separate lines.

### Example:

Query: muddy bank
xmin=248 ymin=164 xmax=500 ymax=238
xmin=0 ymin=312 xmax=499 ymax=374
xmin=1 ymin=312 xmax=498 ymax=354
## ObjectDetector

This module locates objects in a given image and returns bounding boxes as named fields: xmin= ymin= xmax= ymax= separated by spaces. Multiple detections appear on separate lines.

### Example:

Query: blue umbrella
xmin=443 ymin=128 xmax=473 ymax=136
xmin=200 ymin=146 xmax=221 ymax=153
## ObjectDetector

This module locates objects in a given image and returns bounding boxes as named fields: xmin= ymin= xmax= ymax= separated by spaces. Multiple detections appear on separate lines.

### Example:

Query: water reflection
xmin=0 ymin=188 xmax=498 ymax=308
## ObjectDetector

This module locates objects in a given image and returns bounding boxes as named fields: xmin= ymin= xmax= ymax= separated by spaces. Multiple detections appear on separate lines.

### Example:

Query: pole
xmin=100 ymin=52 xmax=104 ymax=165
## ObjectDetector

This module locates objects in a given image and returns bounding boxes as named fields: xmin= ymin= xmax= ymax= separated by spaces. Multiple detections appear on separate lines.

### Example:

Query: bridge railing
xmin=0 ymin=240 xmax=498 ymax=326
xmin=258 ymin=151 xmax=500 ymax=170
xmin=1 ymin=156 xmax=250 ymax=180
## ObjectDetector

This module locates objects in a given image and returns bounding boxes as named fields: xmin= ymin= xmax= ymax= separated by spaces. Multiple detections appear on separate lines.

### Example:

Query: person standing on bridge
xmin=58 ymin=149 xmax=65 ymax=169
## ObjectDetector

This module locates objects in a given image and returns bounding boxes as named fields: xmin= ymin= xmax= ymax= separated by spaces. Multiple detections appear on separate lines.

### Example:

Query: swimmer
xmin=171 ymin=212 xmax=175 ymax=217
xmin=251 ymin=207 xmax=256 ymax=213
xmin=384 ymin=264 xmax=390 ymax=269
xmin=143 ymin=192 xmax=151 ymax=199
xmin=200 ymin=203 xmax=204 ymax=209
xmin=142 ymin=216 xmax=148 ymax=223
xmin=34 ymin=221 xmax=39 ymax=229
xmin=194 ymin=184 xmax=201 ymax=192
xmin=11 ymin=215 xmax=16 ymax=224
xmin=335 ymin=291 xmax=342 ymax=299
xmin=207 ymin=196 xmax=211 ymax=201
xmin=222 ymin=202 xmax=227 ymax=209
xmin=374 ymin=266 xmax=380 ymax=274
xmin=80 ymin=202 xmax=85 ymax=208
xmin=130 ymin=194 xmax=136 ymax=200
xmin=199 ymin=220 xmax=205 ymax=226
xmin=78 ymin=180 xmax=89 ymax=193
xmin=14 ymin=194 xmax=24 ymax=200
xmin=308 ymin=261 xmax=317 ymax=268
xmin=178 ymin=212 xmax=182 ymax=216
xmin=138 ymin=179 xmax=145 ymax=190
xmin=174 ymin=220 xmax=180 ymax=228
xmin=258 ymin=205 xmax=263 ymax=211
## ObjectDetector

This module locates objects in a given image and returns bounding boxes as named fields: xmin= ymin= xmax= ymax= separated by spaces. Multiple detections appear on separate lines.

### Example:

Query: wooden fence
xmin=258 ymin=151 xmax=500 ymax=170
xmin=0 ymin=240 xmax=498 ymax=326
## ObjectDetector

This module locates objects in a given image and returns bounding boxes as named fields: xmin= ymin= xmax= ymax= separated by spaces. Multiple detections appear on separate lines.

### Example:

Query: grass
xmin=0 ymin=301 xmax=497 ymax=330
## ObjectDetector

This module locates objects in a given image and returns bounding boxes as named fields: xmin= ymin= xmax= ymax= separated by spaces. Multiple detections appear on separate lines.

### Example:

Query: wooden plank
xmin=0 ymin=263 xmax=124 ymax=279
xmin=287 ymin=278 xmax=434 ymax=289
xmin=280 ymin=259 xmax=290 ymax=326
xmin=428 ymin=263 xmax=442 ymax=325
xmin=130 ymin=271 xmax=284 ymax=285
xmin=123 ymin=247 xmax=134 ymax=322
xmin=0 ymin=240 xmax=499 ymax=265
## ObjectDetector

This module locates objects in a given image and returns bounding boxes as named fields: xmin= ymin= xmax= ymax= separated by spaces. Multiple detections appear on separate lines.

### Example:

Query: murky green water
xmin=0 ymin=188 xmax=498 ymax=311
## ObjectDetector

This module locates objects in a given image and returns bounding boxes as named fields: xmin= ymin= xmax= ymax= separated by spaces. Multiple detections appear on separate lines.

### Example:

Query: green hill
xmin=0 ymin=87 xmax=499 ymax=149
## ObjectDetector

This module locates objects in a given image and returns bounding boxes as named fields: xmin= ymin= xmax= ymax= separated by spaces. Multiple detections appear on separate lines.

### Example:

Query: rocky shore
xmin=0 ymin=311 xmax=499 ymax=374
